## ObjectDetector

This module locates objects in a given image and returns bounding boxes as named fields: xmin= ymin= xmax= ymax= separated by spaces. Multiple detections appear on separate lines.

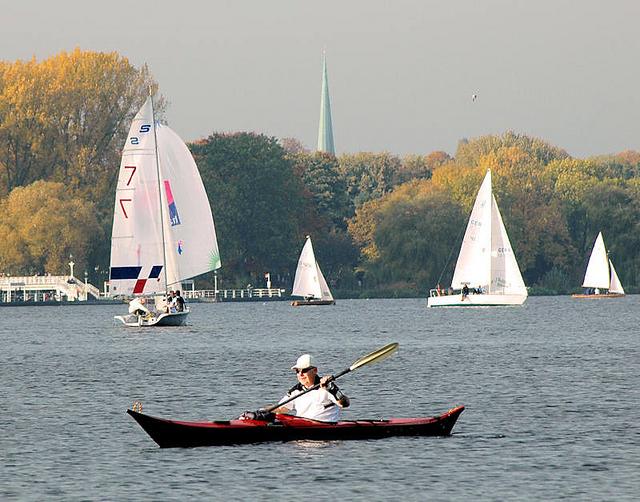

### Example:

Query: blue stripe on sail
xmin=110 ymin=267 xmax=142 ymax=280
xmin=149 ymin=266 xmax=163 ymax=279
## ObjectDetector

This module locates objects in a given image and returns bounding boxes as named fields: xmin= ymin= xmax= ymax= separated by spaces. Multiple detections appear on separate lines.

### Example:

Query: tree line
xmin=1 ymin=50 xmax=639 ymax=296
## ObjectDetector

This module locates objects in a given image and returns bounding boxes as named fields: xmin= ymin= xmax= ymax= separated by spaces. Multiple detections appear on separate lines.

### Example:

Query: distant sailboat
xmin=291 ymin=236 xmax=335 ymax=306
xmin=109 ymin=95 xmax=221 ymax=326
xmin=427 ymin=170 xmax=528 ymax=307
xmin=572 ymin=232 xmax=624 ymax=299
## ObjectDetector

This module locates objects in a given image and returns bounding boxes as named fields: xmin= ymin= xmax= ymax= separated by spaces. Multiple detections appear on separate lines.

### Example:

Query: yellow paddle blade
xmin=349 ymin=342 xmax=399 ymax=372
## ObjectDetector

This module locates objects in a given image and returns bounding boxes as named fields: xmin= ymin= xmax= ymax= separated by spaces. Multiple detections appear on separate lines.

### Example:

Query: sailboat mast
xmin=150 ymin=93 xmax=169 ymax=293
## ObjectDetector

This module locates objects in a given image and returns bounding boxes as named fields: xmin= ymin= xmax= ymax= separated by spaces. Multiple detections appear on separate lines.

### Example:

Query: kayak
xmin=127 ymin=405 xmax=464 ymax=448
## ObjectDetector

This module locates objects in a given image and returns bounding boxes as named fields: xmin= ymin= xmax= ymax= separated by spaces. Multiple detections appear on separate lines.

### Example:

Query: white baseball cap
xmin=291 ymin=354 xmax=315 ymax=370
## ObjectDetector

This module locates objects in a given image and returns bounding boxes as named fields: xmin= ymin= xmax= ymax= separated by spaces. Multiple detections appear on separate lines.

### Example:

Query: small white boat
xmin=428 ymin=170 xmax=528 ymax=307
xmin=114 ymin=308 xmax=190 ymax=327
xmin=572 ymin=232 xmax=624 ymax=299
xmin=109 ymin=95 xmax=221 ymax=326
xmin=291 ymin=236 xmax=335 ymax=306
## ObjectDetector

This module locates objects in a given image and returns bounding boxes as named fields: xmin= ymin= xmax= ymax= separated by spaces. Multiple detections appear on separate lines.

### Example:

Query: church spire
xmin=317 ymin=52 xmax=335 ymax=155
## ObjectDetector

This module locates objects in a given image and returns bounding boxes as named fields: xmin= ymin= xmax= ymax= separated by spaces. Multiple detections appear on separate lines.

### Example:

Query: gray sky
xmin=3 ymin=0 xmax=640 ymax=158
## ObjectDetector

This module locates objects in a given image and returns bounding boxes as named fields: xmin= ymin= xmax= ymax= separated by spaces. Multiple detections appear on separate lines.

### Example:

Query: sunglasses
xmin=295 ymin=367 xmax=315 ymax=375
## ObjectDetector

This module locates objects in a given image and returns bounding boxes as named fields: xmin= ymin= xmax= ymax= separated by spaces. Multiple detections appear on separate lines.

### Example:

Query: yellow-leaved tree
xmin=0 ymin=181 xmax=100 ymax=275
xmin=0 ymin=49 xmax=163 ymax=275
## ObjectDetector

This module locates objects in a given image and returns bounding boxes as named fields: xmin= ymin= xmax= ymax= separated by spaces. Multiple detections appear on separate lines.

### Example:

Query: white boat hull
xmin=427 ymin=293 xmax=527 ymax=307
xmin=115 ymin=309 xmax=189 ymax=327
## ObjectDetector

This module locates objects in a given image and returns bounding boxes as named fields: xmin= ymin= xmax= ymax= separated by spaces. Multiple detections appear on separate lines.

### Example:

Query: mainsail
xmin=581 ymin=232 xmax=610 ymax=290
xmin=451 ymin=171 xmax=492 ymax=289
xmin=109 ymin=96 xmax=220 ymax=297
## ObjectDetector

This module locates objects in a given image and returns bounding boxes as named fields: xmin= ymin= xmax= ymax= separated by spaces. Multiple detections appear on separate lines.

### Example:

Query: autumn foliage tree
xmin=0 ymin=49 xmax=160 ymax=199
xmin=0 ymin=49 xmax=160 ymax=277
xmin=0 ymin=181 xmax=99 ymax=275
xmin=337 ymin=152 xmax=401 ymax=209
xmin=348 ymin=180 xmax=465 ymax=293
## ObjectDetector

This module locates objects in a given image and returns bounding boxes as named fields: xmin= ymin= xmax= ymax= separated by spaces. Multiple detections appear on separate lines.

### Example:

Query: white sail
xmin=316 ymin=262 xmax=334 ymax=301
xmin=451 ymin=171 xmax=493 ymax=289
xmin=490 ymin=195 xmax=527 ymax=296
xmin=155 ymin=124 xmax=220 ymax=287
xmin=292 ymin=237 xmax=325 ymax=299
xmin=581 ymin=232 xmax=609 ymax=289
xmin=608 ymin=260 xmax=625 ymax=294
xmin=109 ymin=96 xmax=220 ymax=297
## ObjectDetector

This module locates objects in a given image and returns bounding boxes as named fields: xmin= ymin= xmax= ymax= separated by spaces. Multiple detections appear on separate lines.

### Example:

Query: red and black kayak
xmin=127 ymin=405 xmax=464 ymax=448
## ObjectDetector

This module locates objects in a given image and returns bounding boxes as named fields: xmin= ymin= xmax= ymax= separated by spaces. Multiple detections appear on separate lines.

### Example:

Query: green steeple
xmin=317 ymin=53 xmax=335 ymax=155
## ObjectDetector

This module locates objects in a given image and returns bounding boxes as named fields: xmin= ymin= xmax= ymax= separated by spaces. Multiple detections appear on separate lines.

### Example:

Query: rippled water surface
xmin=2 ymin=297 xmax=639 ymax=500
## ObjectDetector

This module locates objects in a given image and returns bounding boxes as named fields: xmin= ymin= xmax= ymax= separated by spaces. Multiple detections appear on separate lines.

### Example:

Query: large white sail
xmin=582 ymin=232 xmax=609 ymax=289
xmin=110 ymin=97 xmax=164 ymax=296
xmin=451 ymin=171 xmax=493 ymax=289
xmin=608 ymin=260 xmax=625 ymax=294
xmin=110 ymin=96 xmax=220 ymax=297
xmin=155 ymin=124 xmax=220 ymax=287
xmin=490 ymin=195 xmax=527 ymax=296
xmin=292 ymin=237 xmax=324 ymax=299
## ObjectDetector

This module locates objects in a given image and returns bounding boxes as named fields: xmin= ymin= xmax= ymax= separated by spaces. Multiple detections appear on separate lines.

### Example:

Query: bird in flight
xmin=472 ymin=92 xmax=478 ymax=102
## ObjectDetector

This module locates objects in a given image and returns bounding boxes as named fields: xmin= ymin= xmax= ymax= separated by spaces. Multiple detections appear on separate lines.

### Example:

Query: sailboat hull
xmin=115 ymin=310 xmax=189 ymax=327
xmin=427 ymin=293 xmax=527 ymax=307
xmin=291 ymin=299 xmax=336 ymax=306
xmin=571 ymin=293 xmax=624 ymax=299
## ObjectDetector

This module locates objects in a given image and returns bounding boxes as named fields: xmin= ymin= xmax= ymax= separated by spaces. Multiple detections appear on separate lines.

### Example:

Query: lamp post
xmin=84 ymin=270 xmax=88 ymax=301
xmin=68 ymin=255 xmax=75 ymax=279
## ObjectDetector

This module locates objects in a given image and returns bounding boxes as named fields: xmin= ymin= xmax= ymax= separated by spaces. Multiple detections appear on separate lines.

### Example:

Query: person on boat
xmin=154 ymin=293 xmax=169 ymax=313
xmin=462 ymin=284 xmax=469 ymax=299
xmin=165 ymin=290 xmax=176 ymax=313
xmin=174 ymin=290 xmax=185 ymax=312
xmin=129 ymin=297 xmax=151 ymax=318
xmin=271 ymin=354 xmax=350 ymax=422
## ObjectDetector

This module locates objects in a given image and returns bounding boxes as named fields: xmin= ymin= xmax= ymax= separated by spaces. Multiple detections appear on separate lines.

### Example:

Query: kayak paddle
xmin=263 ymin=342 xmax=399 ymax=413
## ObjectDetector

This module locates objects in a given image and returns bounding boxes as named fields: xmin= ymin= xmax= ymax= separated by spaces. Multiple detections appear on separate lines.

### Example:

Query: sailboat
xmin=109 ymin=95 xmax=221 ymax=326
xmin=427 ymin=170 xmax=528 ymax=307
xmin=572 ymin=232 xmax=625 ymax=299
xmin=291 ymin=236 xmax=335 ymax=306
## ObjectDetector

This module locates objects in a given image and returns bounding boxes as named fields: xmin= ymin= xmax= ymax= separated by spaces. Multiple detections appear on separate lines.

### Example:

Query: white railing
xmin=0 ymin=275 xmax=101 ymax=301
xmin=182 ymin=288 xmax=286 ymax=301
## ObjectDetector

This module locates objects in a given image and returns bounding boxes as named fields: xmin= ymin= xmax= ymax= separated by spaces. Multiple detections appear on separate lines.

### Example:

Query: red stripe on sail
xmin=133 ymin=279 xmax=147 ymax=294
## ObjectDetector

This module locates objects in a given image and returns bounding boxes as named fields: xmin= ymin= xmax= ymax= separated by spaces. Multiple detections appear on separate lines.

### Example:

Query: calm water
xmin=1 ymin=297 xmax=639 ymax=500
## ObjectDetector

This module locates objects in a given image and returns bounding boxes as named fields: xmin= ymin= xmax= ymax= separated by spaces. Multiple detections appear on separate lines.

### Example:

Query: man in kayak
xmin=271 ymin=354 xmax=350 ymax=422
